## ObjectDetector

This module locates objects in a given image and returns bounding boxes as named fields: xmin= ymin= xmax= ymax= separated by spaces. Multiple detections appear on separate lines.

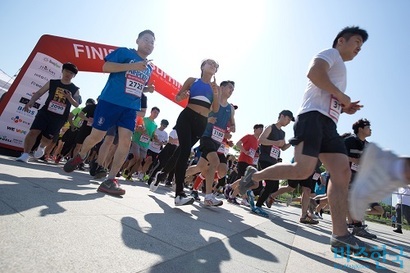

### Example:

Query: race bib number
xmin=47 ymin=100 xmax=66 ymax=115
xmin=217 ymin=143 xmax=226 ymax=154
xmin=329 ymin=96 xmax=342 ymax=123
xmin=125 ymin=72 xmax=144 ymax=97
xmin=151 ymin=141 xmax=162 ymax=150
xmin=351 ymin=162 xmax=359 ymax=172
xmin=248 ymin=148 xmax=256 ymax=159
xmin=270 ymin=145 xmax=280 ymax=159
xmin=211 ymin=126 xmax=225 ymax=143
xmin=312 ymin=173 xmax=320 ymax=180
xmin=139 ymin=134 xmax=150 ymax=143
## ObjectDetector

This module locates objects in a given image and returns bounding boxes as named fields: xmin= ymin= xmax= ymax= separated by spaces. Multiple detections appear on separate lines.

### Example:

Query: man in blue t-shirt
xmin=64 ymin=30 xmax=156 ymax=196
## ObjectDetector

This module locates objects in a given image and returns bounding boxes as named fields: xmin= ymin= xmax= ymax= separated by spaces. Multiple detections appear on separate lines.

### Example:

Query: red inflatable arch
xmin=0 ymin=34 xmax=185 ymax=151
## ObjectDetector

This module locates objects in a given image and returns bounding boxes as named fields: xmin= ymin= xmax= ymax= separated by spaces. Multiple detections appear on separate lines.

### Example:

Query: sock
xmin=193 ymin=174 xmax=205 ymax=191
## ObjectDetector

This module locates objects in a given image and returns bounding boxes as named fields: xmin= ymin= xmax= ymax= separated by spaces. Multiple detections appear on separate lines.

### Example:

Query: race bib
xmin=47 ymin=100 xmax=66 ymax=115
xmin=248 ymin=148 xmax=256 ymax=159
xmin=351 ymin=162 xmax=359 ymax=172
xmin=252 ymin=156 xmax=259 ymax=166
xmin=329 ymin=96 xmax=342 ymax=123
xmin=312 ymin=173 xmax=321 ymax=180
xmin=125 ymin=72 xmax=144 ymax=97
xmin=139 ymin=134 xmax=150 ymax=143
xmin=270 ymin=145 xmax=280 ymax=159
xmin=217 ymin=143 xmax=226 ymax=154
xmin=151 ymin=141 xmax=162 ymax=150
xmin=211 ymin=126 xmax=225 ymax=143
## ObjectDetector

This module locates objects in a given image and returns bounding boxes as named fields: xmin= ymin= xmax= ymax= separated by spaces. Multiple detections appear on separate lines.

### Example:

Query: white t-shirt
xmin=148 ymin=129 xmax=168 ymax=153
xmin=397 ymin=186 xmax=410 ymax=206
xmin=168 ymin=129 xmax=179 ymax=145
xmin=298 ymin=48 xmax=346 ymax=124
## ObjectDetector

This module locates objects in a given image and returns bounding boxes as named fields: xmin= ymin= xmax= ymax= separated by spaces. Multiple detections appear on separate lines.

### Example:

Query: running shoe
xmin=239 ymin=166 xmax=257 ymax=195
xmin=97 ymin=179 xmax=126 ymax=195
xmin=204 ymin=195 xmax=223 ymax=206
xmin=223 ymin=184 xmax=232 ymax=199
xmin=330 ymin=233 xmax=382 ymax=257
xmin=352 ymin=226 xmax=377 ymax=239
xmin=190 ymin=190 xmax=201 ymax=201
xmin=64 ymin=154 xmax=85 ymax=173
xmin=228 ymin=197 xmax=240 ymax=205
xmin=246 ymin=190 xmax=255 ymax=209
xmin=265 ymin=195 xmax=274 ymax=208
xmin=300 ymin=215 xmax=319 ymax=225
xmin=349 ymin=143 xmax=407 ymax=221
xmin=252 ymin=206 xmax=269 ymax=218
xmin=241 ymin=198 xmax=250 ymax=207
xmin=34 ymin=146 xmax=45 ymax=159
xmin=94 ymin=165 xmax=107 ymax=179
xmin=393 ymin=229 xmax=403 ymax=234
xmin=16 ymin=153 xmax=30 ymax=163
xmin=174 ymin=193 xmax=194 ymax=206
xmin=89 ymin=159 xmax=98 ymax=176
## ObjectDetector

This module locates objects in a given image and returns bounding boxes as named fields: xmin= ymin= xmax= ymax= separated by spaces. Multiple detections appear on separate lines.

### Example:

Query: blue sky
xmin=1 ymin=0 xmax=409 ymax=164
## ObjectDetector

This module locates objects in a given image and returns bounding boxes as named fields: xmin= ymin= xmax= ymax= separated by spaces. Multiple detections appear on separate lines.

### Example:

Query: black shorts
xmin=289 ymin=111 xmax=347 ymax=157
xmin=288 ymin=176 xmax=316 ymax=193
xmin=30 ymin=110 xmax=66 ymax=140
xmin=199 ymin=136 xmax=221 ymax=159
xmin=237 ymin=161 xmax=250 ymax=177
xmin=146 ymin=149 xmax=159 ymax=159
xmin=75 ymin=126 xmax=92 ymax=144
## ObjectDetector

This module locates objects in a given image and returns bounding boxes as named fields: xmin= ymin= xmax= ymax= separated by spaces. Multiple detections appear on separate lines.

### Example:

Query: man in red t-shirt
xmin=224 ymin=124 xmax=264 ymax=204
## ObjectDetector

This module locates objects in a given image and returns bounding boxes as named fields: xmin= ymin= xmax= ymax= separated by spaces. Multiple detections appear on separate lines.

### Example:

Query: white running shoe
xmin=349 ymin=143 xmax=407 ymax=220
xmin=34 ymin=146 xmax=45 ymax=159
xmin=16 ymin=153 xmax=30 ymax=163
xmin=241 ymin=198 xmax=250 ymax=207
xmin=204 ymin=195 xmax=223 ymax=206
xmin=174 ymin=194 xmax=195 ymax=206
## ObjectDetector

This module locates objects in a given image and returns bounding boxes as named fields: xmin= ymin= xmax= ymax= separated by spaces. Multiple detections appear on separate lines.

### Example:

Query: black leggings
xmin=168 ymin=108 xmax=207 ymax=196
xmin=255 ymin=160 xmax=279 ymax=207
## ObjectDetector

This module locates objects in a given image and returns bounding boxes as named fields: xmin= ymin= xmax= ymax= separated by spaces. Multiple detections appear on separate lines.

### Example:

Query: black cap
xmin=279 ymin=110 xmax=295 ymax=121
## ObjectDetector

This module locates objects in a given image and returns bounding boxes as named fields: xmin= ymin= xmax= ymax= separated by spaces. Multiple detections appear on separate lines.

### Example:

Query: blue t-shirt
xmin=202 ymin=103 xmax=232 ymax=142
xmin=99 ymin=47 xmax=153 ymax=110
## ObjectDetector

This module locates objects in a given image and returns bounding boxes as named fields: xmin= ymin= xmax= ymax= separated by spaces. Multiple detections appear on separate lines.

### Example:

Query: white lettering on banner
xmin=153 ymin=65 xmax=182 ymax=88
xmin=73 ymin=43 xmax=115 ymax=60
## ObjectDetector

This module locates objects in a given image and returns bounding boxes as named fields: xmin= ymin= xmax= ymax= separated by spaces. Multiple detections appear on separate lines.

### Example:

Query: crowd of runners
xmin=13 ymin=27 xmax=410 ymax=258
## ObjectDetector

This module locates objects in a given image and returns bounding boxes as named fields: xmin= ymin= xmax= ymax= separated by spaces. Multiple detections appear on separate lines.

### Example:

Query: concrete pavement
xmin=0 ymin=155 xmax=409 ymax=273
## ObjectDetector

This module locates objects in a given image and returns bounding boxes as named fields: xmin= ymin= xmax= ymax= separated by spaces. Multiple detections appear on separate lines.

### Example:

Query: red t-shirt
xmin=238 ymin=134 xmax=259 ymax=165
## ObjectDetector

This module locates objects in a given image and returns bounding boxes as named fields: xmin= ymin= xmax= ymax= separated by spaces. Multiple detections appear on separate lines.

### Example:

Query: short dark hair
xmin=253 ymin=124 xmax=264 ymax=130
xmin=161 ymin=119 xmax=169 ymax=126
xmin=138 ymin=30 xmax=155 ymax=40
xmin=151 ymin=106 xmax=160 ymax=112
xmin=332 ymin=26 xmax=368 ymax=48
xmin=220 ymin=80 xmax=235 ymax=87
xmin=62 ymin=62 xmax=78 ymax=74
xmin=352 ymin=118 xmax=371 ymax=134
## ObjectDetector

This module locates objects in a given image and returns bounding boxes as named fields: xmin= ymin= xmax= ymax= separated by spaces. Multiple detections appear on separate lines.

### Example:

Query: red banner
xmin=0 ymin=34 xmax=185 ymax=151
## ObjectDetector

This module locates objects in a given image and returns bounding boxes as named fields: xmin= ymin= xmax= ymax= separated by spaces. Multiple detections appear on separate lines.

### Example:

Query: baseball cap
xmin=279 ymin=110 xmax=295 ymax=121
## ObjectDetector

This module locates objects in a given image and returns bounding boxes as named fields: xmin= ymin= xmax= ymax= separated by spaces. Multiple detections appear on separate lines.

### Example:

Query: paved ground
xmin=0 ymin=155 xmax=409 ymax=273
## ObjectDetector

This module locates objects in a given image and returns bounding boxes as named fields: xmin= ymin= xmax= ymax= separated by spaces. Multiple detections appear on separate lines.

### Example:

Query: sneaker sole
xmin=175 ymin=198 xmax=195 ymax=206
xmin=97 ymin=187 xmax=125 ymax=196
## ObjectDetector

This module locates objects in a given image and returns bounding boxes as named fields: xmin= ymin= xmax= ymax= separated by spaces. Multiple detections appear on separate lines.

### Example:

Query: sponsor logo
xmin=33 ymin=73 xmax=49 ymax=82
xmin=11 ymin=115 xmax=31 ymax=126
xmin=16 ymin=105 xmax=36 ymax=116
xmin=19 ymin=97 xmax=40 ymax=109
xmin=12 ymin=138 xmax=23 ymax=145
xmin=0 ymin=135 xmax=12 ymax=143
xmin=30 ymin=80 xmax=42 ymax=89
xmin=39 ymin=65 xmax=56 ymax=76
xmin=97 ymin=117 xmax=105 ymax=126
xmin=6 ymin=126 xmax=27 ymax=135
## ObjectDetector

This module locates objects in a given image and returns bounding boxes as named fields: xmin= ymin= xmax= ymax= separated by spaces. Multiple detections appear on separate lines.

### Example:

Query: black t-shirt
xmin=40 ymin=79 xmax=79 ymax=120
xmin=344 ymin=134 xmax=368 ymax=173
xmin=79 ymin=104 xmax=97 ymax=129
xmin=259 ymin=124 xmax=285 ymax=164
